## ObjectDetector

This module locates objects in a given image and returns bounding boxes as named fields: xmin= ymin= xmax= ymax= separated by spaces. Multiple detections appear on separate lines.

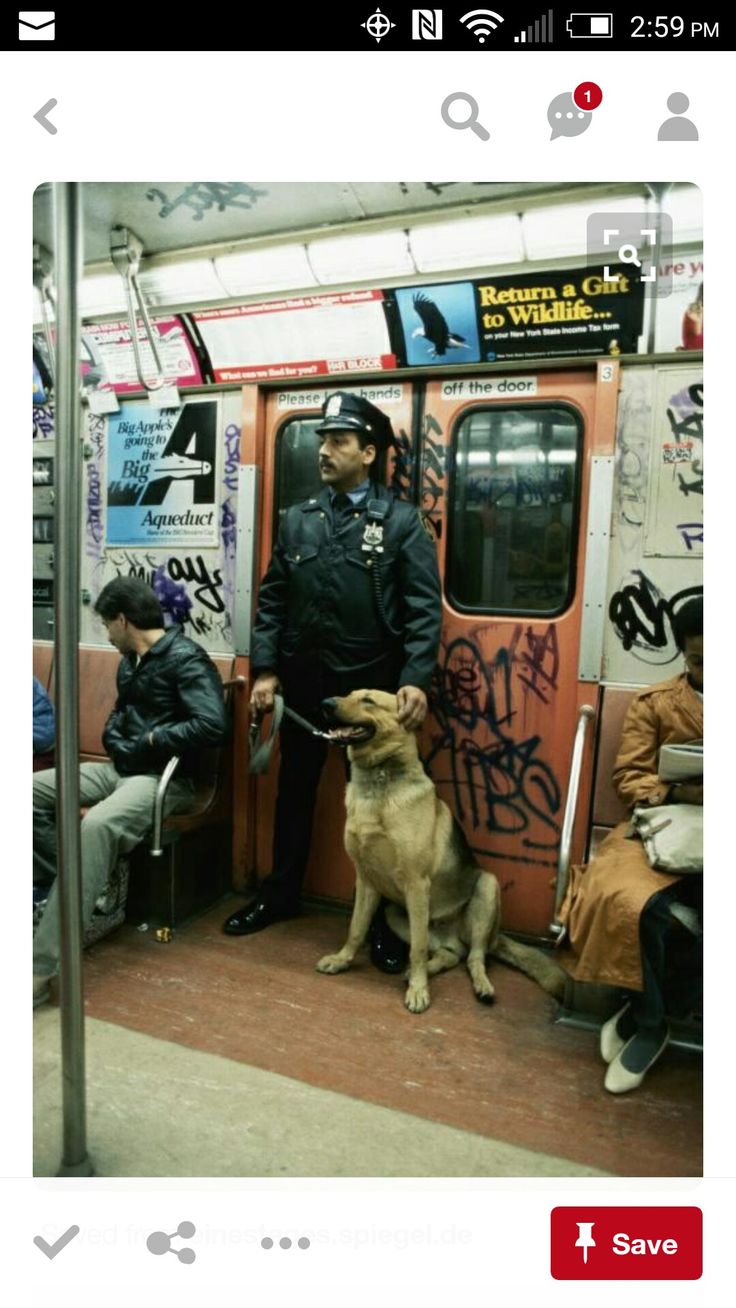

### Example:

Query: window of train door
xmin=421 ymin=385 xmax=588 ymax=938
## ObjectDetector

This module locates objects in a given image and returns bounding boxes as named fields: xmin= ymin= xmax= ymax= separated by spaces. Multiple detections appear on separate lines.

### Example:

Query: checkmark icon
xmin=33 ymin=1225 xmax=80 ymax=1259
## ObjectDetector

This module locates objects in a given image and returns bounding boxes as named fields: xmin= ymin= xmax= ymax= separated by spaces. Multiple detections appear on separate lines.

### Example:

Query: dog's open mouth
xmin=325 ymin=724 xmax=376 ymax=745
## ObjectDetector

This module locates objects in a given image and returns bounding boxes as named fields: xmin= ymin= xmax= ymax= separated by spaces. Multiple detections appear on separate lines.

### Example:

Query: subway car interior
xmin=32 ymin=180 xmax=703 ymax=1177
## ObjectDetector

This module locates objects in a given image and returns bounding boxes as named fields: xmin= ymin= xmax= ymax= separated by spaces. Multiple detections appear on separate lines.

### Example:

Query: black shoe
xmin=222 ymin=900 xmax=299 ymax=936
xmin=370 ymin=918 xmax=410 ymax=974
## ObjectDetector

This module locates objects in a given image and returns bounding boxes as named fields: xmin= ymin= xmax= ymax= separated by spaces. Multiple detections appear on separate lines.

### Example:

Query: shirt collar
xmin=330 ymin=478 xmax=370 ymax=506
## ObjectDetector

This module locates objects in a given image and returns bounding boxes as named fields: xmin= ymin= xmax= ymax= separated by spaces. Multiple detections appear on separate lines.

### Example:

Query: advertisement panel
xmin=106 ymin=398 xmax=219 ymax=547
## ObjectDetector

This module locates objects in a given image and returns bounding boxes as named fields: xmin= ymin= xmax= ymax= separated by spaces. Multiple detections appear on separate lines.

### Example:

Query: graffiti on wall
xmin=426 ymin=626 xmax=562 ymax=867
xmin=389 ymin=425 xmax=413 ymax=499
xmin=84 ymin=413 xmax=106 ymax=560
xmin=644 ymin=376 xmax=703 ymax=557
xmin=605 ymin=367 xmax=703 ymax=680
xmin=33 ymin=403 xmax=55 ymax=441
xmin=102 ymin=548 xmax=229 ymax=640
xmin=420 ymin=411 xmax=446 ymax=526
xmin=613 ymin=370 xmax=651 ymax=554
xmin=220 ymin=421 xmax=241 ymax=614
xmin=146 ymin=182 xmax=268 ymax=221
xmin=608 ymin=569 xmax=702 ymax=665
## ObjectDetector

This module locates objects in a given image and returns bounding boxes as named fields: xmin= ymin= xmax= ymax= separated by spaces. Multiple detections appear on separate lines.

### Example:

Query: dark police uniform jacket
xmin=251 ymin=483 xmax=441 ymax=701
xmin=102 ymin=626 xmax=229 ymax=777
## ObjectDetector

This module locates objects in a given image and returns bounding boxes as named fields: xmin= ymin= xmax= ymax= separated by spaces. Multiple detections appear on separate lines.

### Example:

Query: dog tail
xmin=491 ymin=933 xmax=566 ymax=999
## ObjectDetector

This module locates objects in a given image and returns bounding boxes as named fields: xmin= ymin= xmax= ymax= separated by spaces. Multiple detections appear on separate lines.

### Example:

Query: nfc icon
xmin=412 ymin=8 xmax=443 ymax=39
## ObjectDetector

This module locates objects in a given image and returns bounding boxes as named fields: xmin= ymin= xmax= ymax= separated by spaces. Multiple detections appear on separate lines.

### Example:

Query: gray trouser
xmin=33 ymin=762 xmax=195 ymax=977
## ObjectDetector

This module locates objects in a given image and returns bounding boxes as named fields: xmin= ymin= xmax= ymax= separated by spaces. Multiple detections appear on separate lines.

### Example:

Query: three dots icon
xmin=147 ymin=1221 xmax=197 ymax=1264
xmin=261 ymin=1236 xmax=311 ymax=1250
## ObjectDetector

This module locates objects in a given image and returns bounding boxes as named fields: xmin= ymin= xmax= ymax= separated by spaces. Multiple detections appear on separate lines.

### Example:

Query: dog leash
xmin=248 ymin=693 xmax=334 ymax=774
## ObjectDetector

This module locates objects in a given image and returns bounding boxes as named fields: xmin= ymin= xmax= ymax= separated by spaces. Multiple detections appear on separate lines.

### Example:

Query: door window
xmin=447 ymin=405 xmax=582 ymax=614
xmin=274 ymin=418 xmax=322 ymax=536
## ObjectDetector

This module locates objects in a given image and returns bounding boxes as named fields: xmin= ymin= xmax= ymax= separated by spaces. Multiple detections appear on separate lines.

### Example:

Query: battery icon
xmin=567 ymin=12 xmax=613 ymax=37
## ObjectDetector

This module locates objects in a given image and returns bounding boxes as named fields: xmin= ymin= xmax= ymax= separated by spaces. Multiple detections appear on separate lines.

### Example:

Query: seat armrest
xmin=150 ymin=755 xmax=181 ymax=855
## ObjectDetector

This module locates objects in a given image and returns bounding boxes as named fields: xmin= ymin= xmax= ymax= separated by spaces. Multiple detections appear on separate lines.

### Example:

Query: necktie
xmin=333 ymin=493 xmax=352 ymax=518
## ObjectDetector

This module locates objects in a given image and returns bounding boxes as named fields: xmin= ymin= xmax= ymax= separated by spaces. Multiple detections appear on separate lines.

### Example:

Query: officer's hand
xmin=396 ymin=685 xmax=428 ymax=731
xmin=250 ymin=673 xmax=281 ymax=722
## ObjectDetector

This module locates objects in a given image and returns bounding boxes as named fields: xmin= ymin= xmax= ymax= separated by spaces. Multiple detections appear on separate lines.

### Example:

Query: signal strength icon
xmin=460 ymin=9 xmax=505 ymax=44
xmin=514 ymin=8 xmax=554 ymax=42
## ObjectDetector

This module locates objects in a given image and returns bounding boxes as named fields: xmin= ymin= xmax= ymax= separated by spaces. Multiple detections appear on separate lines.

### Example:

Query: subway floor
xmin=34 ymin=901 xmax=702 ymax=1178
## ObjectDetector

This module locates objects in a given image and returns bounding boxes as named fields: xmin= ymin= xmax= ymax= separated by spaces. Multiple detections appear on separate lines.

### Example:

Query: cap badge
xmin=325 ymin=394 xmax=342 ymax=418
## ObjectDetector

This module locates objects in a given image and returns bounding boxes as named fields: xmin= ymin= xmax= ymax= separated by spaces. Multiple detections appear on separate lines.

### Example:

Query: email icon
xmin=19 ymin=11 xmax=56 ymax=40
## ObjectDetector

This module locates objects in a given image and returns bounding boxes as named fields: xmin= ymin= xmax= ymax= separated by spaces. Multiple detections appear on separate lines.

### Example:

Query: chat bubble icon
xmin=548 ymin=91 xmax=592 ymax=140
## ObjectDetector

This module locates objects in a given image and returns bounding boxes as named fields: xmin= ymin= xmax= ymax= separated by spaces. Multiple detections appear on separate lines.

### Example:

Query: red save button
xmin=551 ymin=1207 xmax=702 ymax=1279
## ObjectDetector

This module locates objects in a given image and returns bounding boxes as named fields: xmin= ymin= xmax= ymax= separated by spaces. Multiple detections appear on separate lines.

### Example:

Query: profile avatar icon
xmin=658 ymin=93 xmax=698 ymax=141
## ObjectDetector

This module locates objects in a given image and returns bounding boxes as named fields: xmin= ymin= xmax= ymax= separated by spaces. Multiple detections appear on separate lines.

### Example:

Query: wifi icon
xmin=460 ymin=8 xmax=505 ymax=43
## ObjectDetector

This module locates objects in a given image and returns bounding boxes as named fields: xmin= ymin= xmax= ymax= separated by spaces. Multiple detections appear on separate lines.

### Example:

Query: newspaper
xmin=658 ymin=740 xmax=703 ymax=782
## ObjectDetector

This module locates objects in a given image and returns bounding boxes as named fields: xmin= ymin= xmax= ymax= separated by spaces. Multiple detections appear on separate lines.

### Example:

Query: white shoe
xmin=599 ymin=1003 xmax=631 ymax=1064
xmin=33 ymin=975 xmax=51 ymax=1009
xmin=604 ymin=1030 xmax=670 ymax=1094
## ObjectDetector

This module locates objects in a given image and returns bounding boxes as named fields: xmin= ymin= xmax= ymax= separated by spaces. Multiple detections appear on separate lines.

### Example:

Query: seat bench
xmin=33 ymin=640 xmax=241 ymax=939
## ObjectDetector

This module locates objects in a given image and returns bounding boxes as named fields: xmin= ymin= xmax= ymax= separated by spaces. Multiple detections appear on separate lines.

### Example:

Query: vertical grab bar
xmin=53 ymin=183 xmax=93 ymax=1176
xmin=550 ymin=704 xmax=596 ymax=933
xmin=109 ymin=226 xmax=167 ymax=391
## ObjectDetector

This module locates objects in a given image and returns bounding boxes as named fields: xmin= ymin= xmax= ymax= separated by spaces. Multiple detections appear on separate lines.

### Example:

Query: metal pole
xmin=646 ymin=182 xmax=672 ymax=356
xmin=53 ymin=182 xmax=93 ymax=1176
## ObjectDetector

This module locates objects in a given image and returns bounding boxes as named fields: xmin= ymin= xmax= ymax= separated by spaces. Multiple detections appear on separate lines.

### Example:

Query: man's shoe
xmin=222 ymin=900 xmax=298 ymax=936
xmin=599 ymin=1002 xmax=635 ymax=1064
xmin=33 ymin=974 xmax=51 ymax=1009
xmin=370 ymin=920 xmax=410 ymax=974
xmin=604 ymin=1028 xmax=670 ymax=1094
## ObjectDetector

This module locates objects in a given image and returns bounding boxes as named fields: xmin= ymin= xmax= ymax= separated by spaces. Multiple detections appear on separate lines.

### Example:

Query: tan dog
xmin=316 ymin=690 xmax=565 ymax=1014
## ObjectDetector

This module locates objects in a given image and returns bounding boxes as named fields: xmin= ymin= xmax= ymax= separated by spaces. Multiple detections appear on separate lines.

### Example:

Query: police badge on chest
xmin=362 ymin=520 xmax=384 ymax=553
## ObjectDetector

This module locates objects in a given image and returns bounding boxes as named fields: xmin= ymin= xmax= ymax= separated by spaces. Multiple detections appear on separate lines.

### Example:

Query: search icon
xmin=618 ymin=243 xmax=642 ymax=268
xmin=441 ymin=93 xmax=490 ymax=141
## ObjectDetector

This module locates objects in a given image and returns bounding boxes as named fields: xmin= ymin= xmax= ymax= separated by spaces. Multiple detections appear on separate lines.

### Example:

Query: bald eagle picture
xmin=411 ymin=292 xmax=471 ymax=358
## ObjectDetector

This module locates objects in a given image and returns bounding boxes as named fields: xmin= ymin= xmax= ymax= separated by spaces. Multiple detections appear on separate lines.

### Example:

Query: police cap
xmin=316 ymin=391 xmax=395 ymax=452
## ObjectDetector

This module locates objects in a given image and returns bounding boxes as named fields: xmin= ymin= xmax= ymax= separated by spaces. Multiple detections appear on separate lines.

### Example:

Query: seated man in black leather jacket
xmin=222 ymin=391 xmax=442 ymax=969
xmin=33 ymin=577 xmax=228 ymax=1007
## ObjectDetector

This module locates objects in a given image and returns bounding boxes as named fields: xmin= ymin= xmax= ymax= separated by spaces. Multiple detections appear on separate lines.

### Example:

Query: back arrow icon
xmin=34 ymin=99 xmax=58 ymax=134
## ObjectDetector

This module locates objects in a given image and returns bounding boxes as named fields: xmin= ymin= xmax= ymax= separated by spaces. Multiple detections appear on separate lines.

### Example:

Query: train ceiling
xmin=33 ymin=181 xmax=620 ymax=265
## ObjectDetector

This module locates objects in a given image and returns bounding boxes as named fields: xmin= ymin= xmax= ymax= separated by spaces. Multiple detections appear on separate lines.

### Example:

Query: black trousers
xmin=258 ymin=662 xmax=397 ymax=910
xmin=630 ymin=880 xmax=703 ymax=1032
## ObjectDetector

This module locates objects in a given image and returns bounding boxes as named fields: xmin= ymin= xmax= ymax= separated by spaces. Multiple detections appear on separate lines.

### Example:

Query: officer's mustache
xmin=319 ymin=459 xmax=335 ymax=470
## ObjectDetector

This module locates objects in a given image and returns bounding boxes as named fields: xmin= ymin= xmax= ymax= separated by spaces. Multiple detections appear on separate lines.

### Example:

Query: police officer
xmin=223 ymin=391 xmax=442 ymax=969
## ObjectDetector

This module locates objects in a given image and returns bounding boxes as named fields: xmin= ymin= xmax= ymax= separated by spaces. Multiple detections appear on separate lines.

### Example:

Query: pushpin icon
xmin=575 ymin=1221 xmax=596 ymax=1264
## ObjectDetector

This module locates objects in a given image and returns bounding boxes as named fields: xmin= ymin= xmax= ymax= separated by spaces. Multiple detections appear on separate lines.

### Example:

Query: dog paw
xmin=405 ymin=984 xmax=430 ymax=1014
xmin=475 ymin=988 xmax=496 ymax=1006
xmin=316 ymin=953 xmax=350 ymax=974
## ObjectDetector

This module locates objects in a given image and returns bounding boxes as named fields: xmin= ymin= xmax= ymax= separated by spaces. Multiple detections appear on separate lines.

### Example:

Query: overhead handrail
xmin=550 ymin=703 xmax=596 ymax=935
xmin=109 ymin=225 xmax=167 ymax=391
xmin=33 ymin=242 xmax=56 ymax=385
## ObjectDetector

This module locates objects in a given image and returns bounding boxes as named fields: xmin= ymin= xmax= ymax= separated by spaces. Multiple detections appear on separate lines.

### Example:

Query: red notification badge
xmin=574 ymin=82 xmax=603 ymax=111
xmin=551 ymin=1207 xmax=702 ymax=1280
